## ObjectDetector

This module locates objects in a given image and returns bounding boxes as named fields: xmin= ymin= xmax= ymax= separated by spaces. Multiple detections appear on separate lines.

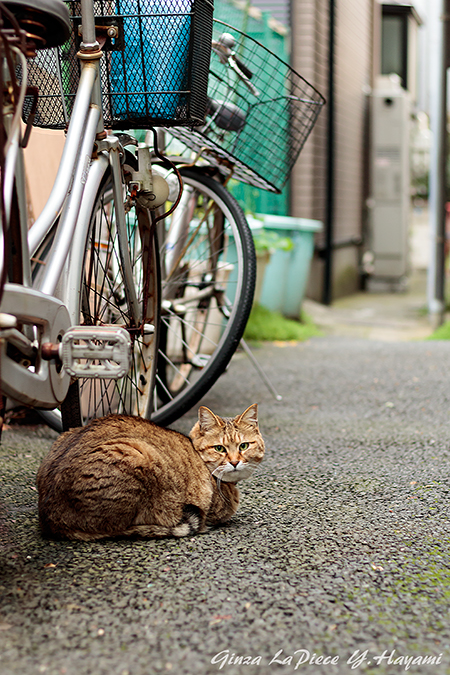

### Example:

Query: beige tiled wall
xmin=290 ymin=0 xmax=375 ymax=300
xmin=290 ymin=0 xmax=329 ymax=226
xmin=334 ymin=0 xmax=373 ymax=241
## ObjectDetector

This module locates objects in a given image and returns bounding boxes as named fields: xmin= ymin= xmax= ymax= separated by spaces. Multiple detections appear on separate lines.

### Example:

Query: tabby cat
xmin=36 ymin=404 xmax=265 ymax=541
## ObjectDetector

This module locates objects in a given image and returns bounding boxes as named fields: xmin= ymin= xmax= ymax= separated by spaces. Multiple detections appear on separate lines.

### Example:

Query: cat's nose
xmin=229 ymin=460 xmax=240 ymax=468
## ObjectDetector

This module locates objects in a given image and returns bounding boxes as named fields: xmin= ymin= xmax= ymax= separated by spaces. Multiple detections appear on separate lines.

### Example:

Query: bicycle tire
xmin=151 ymin=166 xmax=256 ymax=426
xmin=59 ymin=161 xmax=161 ymax=429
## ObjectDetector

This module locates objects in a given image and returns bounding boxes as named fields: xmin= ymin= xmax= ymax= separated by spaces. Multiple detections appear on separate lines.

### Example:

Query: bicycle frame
xmin=0 ymin=0 xmax=141 ymax=410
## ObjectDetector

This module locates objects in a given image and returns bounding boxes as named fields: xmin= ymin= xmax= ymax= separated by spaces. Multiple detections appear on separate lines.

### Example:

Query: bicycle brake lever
xmin=211 ymin=40 xmax=231 ymax=65
xmin=229 ymin=56 xmax=259 ymax=96
xmin=232 ymin=55 xmax=253 ymax=80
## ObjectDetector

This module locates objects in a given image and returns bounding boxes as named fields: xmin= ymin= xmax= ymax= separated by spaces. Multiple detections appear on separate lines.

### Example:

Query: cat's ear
xmin=236 ymin=403 xmax=258 ymax=428
xmin=198 ymin=406 xmax=224 ymax=432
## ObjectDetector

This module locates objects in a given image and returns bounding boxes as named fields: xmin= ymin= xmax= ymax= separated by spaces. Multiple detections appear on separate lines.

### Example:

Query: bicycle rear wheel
xmin=60 ymin=165 xmax=161 ymax=429
xmin=152 ymin=167 xmax=256 ymax=426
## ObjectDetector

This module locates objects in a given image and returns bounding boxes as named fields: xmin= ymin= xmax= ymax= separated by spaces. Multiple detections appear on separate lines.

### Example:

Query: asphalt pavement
xmin=2 ymin=285 xmax=450 ymax=674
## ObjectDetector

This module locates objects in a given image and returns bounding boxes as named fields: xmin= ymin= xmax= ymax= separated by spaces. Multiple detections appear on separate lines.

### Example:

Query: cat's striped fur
xmin=36 ymin=405 xmax=264 ymax=541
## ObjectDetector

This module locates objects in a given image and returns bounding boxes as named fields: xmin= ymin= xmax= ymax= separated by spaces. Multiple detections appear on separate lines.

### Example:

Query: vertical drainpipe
xmin=427 ymin=0 xmax=448 ymax=327
xmin=322 ymin=0 xmax=335 ymax=305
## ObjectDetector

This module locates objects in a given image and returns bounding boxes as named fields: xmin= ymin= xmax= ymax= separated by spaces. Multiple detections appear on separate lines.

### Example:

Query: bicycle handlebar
xmin=212 ymin=33 xmax=258 ymax=95
xmin=232 ymin=55 xmax=253 ymax=80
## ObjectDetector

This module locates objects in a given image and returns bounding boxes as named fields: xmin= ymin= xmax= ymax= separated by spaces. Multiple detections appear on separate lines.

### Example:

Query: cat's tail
xmin=56 ymin=505 xmax=204 ymax=541
xmin=172 ymin=504 xmax=204 ymax=537
xmin=122 ymin=505 xmax=204 ymax=539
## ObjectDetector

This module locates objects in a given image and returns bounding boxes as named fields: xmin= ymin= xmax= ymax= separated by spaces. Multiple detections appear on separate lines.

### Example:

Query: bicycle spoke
xmin=157 ymin=348 xmax=191 ymax=388
xmin=162 ymin=307 xmax=218 ymax=350
xmin=62 ymin=167 xmax=160 ymax=427
xmin=152 ymin=167 xmax=255 ymax=425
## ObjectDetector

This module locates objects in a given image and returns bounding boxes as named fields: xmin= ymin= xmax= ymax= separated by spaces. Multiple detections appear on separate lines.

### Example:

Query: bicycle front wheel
xmin=152 ymin=167 xmax=256 ymax=426
xmin=60 ymin=166 xmax=161 ymax=429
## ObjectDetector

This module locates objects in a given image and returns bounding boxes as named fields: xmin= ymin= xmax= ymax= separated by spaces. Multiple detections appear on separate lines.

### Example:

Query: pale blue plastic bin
xmin=249 ymin=214 xmax=322 ymax=318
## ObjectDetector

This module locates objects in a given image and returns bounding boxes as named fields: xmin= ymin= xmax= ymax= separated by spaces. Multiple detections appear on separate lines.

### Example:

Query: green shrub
xmin=252 ymin=230 xmax=294 ymax=254
xmin=243 ymin=303 xmax=321 ymax=342
xmin=427 ymin=321 xmax=450 ymax=340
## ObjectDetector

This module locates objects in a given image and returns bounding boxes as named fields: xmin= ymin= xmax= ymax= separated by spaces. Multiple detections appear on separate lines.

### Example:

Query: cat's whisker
xmin=215 ymin=475 xmax=233 ymax=505
xmin=216 ymin=476 xmax=224 ymax=499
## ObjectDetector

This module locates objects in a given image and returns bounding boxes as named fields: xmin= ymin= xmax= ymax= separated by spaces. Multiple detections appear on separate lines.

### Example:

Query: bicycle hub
xmin=130 ymin=145 xmax=170 ymax=209
xmin=134 ymin=175 xmax=169 ymax=209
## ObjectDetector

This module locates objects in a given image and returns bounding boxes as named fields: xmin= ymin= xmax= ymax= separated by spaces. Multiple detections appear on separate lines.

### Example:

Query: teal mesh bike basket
xmin=22 ymin=0 xmax=213 ymax=129
xmin=168 ymin=20 xmax=325 ymax=193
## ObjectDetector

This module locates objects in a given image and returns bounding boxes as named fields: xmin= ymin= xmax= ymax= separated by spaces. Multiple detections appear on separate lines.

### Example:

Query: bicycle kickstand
xmin=239 ymin=338 xmax=283 ymax=401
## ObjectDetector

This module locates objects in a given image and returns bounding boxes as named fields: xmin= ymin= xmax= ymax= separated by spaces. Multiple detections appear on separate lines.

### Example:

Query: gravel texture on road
xmin=1 ymin=336 xmax=450 ymax=675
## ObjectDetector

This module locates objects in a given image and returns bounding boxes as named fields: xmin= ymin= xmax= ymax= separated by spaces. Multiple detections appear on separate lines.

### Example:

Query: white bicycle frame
xmin=0 ymin=0 xmax=141 ymax=410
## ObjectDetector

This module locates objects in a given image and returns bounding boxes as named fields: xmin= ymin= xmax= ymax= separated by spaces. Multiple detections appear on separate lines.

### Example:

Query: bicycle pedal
xmin=60 ymin=326 xmax=131 ymax=379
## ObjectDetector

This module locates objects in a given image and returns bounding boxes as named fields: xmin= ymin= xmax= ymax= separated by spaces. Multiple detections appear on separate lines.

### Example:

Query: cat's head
xmin=189 ymin=404 xmax=265 ymax=483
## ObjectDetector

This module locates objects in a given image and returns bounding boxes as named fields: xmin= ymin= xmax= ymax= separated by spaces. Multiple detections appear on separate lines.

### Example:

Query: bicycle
xmin=0 ymin=0 xmax=214 ymax=431
xmin=16 ymin=0 xmax=257 ymax=431
xmin=145 ymin=20 xmax=325 ymax=421
xmin=1 ymin=5 xmax=323 ymax=433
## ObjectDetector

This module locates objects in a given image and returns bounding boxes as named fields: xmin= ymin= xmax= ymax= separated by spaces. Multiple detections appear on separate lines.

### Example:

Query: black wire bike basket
xmin=23 ymin=0 xmax=213 ymax=129
xmin=168 ymin=20 xmax=325 ymax=193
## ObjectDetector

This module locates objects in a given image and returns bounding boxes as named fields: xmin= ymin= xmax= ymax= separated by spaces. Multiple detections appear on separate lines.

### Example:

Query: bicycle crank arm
xmin=0 ymin=283 xmax=71 ymax=408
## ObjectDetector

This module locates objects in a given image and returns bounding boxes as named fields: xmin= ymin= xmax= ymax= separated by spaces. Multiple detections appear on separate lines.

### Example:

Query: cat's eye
xmin=214 ymin=445 xmax=226 ymax=453
xmin=239 ymin=442 xmax=249 ymax=451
